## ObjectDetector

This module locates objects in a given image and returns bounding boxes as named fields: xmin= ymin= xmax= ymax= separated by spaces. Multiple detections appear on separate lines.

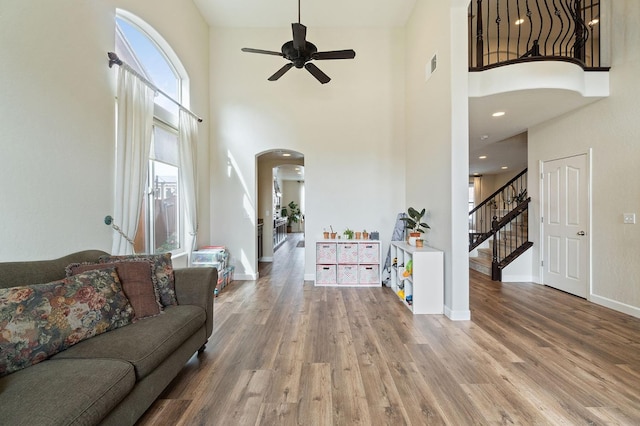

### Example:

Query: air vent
xmin=425 ymin=52 xmax=438 ymax=82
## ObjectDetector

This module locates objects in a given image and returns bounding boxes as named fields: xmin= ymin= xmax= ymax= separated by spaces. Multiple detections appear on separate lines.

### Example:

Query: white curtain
xmin=473 ymin=176 xmax=483 ymax=207
xmin=178 ymin=109 xmax=199 ymax=255
xmin=112 ymin=67 xmax=155 ymax=255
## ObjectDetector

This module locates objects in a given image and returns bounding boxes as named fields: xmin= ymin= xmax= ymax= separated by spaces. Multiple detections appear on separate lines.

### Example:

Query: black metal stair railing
xmin=469 ymin=0 xmax=607 ymax=70
xmin=469 ymin=168 xmax=527 ymax=251
xmin=469 ymin=168 xmax=531 ymax=281
xmin=490 ymin=198 xmax=532 ymax=280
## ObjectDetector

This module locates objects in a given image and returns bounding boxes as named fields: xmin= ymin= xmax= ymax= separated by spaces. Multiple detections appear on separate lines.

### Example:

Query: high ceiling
xmin=194 ymin=1 xmax=605 ymax=177
xmin=193 ymin=0 xmax=417 ymax=28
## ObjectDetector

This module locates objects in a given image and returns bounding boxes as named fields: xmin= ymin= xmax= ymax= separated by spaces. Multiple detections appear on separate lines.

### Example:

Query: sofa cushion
xmin=0 ymin=268 xmax=134 ymax=377
xmin=99 ymin=253 xmax=177 ymax=307
xmin=67 ymin=261 xmax=162 ymax=320
xmin=0 ymin=358 xmax=135 ymax=426
xmin=53 ymin=304 xmax=205 ymax=380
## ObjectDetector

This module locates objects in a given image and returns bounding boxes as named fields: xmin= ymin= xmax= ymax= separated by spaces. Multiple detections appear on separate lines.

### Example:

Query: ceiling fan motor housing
xmin=282 ymin=41 xmax=317 ymax=68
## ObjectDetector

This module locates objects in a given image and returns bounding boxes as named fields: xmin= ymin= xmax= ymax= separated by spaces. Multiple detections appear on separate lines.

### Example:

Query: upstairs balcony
xmin=467 ymin=0 xmax=610 ymax=166
xmin=469 ymin=0 xmax=607 ymax=71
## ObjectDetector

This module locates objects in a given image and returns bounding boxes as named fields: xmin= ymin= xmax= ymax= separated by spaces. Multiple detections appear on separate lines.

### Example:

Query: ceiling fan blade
xmin=312 ymin=50 xmax=356 ymax=60
xmin=292 ymin=23 xmax=307 ymax=51
xmin=268 ymin=63 xmax=294 ymax=81
xmin=241 ymin=48 xmax=283 ymax=57
xmin=304 ymin=63 xmax=331 ymax=84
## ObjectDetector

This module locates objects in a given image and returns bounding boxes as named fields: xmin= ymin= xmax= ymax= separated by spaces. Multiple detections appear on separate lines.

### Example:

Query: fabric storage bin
xmin=337 ymin=264 xmax=358 ymax=284
xmin=358 ymin=264 xmax=380 ymax=284
xmin=316 ymin=264 xmax=337 ymax=284
xmin=337 ymin=243 xmax=358 ymax=264
xmin=316 ymin=243 xmax=337 ymax=264
xmin=358 ymin=242 xmax=380 ymax=263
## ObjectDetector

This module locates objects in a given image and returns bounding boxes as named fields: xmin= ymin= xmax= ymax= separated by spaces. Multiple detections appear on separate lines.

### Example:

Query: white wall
xmin=209 ymin=27 xmax=406 ymax=280
xmin=0 ymin=0 xmax=210 ymax=261
xmin=479 ymin=169 xmax=522 ymax=201
xmin=405 ymin=0 xmax=470 ymax=319
xmin=528 ymin=0 xmax=640 ymax=316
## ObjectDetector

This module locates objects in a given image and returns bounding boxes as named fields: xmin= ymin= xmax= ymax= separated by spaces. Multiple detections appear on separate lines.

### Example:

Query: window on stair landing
xmin=469 ymin=183 xmax=475 ymax=212
xmin=115 ymin=12 xmax=186 ymax=254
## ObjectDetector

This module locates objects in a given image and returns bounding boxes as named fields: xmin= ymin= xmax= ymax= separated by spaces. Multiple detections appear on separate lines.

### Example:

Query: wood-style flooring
xmin=138 ymin=233 xmax=640 ymax=425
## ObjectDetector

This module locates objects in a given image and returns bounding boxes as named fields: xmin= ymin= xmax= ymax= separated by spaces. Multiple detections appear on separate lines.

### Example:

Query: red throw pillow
xmin=67 ymin=261 xmax=162 ymax=320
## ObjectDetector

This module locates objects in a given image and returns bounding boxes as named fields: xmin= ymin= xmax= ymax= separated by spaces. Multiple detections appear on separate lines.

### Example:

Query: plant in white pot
xmin=400 ymin=207 xmax=430 ymax=246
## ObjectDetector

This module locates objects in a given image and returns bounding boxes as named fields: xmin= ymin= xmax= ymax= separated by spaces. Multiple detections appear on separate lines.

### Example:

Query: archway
xmin=256 ymin=150 xmax=305 ymax=264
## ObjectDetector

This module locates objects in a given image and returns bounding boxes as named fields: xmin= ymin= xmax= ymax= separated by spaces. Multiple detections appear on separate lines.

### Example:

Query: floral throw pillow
xmin=0 ymin=267 xmax=134 ymax=377
xmin=66 ymin=261 xmax=162 ymax=321
xmin=99 ymin=253 xmax=177 ymax=307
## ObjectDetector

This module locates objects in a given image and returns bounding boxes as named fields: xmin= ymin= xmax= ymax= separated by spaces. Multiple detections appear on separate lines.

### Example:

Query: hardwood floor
xmin=138 ymin=234 xmax=640 ymax=425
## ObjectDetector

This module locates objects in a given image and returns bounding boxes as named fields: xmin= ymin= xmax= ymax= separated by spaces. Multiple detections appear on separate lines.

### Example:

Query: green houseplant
xmin=281 ymin=201 xmax=301 ymax=232
xmin=400 ymin=207 xmax=430 ymax=245
xmin=343 ymin=228 xmax=354 ymax=240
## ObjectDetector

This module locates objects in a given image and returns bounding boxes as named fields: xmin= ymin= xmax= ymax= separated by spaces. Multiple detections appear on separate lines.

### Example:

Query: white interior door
xmin=542 ymin=154 xmax=590 ymax=298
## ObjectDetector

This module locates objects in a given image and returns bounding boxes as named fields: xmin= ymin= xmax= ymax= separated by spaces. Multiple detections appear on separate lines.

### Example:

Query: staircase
xmin=469 ymin=169 xmax=532 ymax=281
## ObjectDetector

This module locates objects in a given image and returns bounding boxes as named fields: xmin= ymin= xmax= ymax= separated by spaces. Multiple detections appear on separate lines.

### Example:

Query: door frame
xmin=539 ymin=149 xmax=593 ymax=300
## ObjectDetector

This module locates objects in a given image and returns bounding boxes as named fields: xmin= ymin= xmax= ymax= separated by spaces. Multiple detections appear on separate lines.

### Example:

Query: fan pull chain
xmin=298 ymin=0 xmax=301 ymax=24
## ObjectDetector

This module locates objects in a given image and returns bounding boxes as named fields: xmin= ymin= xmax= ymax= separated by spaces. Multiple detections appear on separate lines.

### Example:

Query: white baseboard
xmin=590 ymin=294 xmax=640 ymax=319
xmin=444 ymin=305 xmax=471 ymax=321
xmin=304 ymin=273 xmax=315 ymax=282
xmin=501 ymin=275 xmax=534 ymax=282
xmin=235 ymin=273 xmax=257 ymax=281
xmin=259 ymin=257 xmax=273 ymax=262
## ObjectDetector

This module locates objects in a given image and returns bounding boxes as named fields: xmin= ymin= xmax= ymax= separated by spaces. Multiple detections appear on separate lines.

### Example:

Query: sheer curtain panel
xmin=178 ymin=109 xmax=199 ymax=254
xmin=112 ymin=67 xmax=155 ymax=255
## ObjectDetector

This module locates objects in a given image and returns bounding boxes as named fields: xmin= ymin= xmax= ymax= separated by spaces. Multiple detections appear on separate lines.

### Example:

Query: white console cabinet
xmin=315 ymin=240 xmax=381 ymax=287
xmin=389 ymin=242 xmax=443 ymax=314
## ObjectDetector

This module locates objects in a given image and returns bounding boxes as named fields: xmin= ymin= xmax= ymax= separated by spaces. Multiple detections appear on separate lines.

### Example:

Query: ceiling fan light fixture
xmin=240 ymin=0 xmax=355 ymax=84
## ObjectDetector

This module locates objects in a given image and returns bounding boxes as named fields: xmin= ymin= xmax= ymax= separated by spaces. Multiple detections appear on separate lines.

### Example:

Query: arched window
xmin=115 ymin=11 xmax=186 ymax=254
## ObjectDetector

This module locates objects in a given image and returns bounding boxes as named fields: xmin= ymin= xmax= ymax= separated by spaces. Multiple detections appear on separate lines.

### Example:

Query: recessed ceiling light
xmin=501 ymin=166 xmax=508 ymax=170
xmin=492 ymin=111 xmax=506 ymax=117
xmin=479 ymin=155 xmax=487 ymax=159
xmin=282 ymin=153 xmax=291 ymax=157
xmin=515 ymin=18 xmax=525 ymax=25
xmin=473 ymin=173 xmax=480 ymax=176
xmin=480 ymin=135 xmax=489 ymax=141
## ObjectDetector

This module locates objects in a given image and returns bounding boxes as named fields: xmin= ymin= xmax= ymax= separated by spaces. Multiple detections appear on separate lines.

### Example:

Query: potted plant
xmin=281 ymin=201 xmax=301 ymax=233
xmin=355 ymin=231 xmax=362 ymax=239
xmin=415 ymin=238 xmax=424 ymax=248
xmin=343 ymin=228 xmax=354 ymax=240
xmin=330 ymin=225 xmax=337 ymax=239
xmin=362 ymin=229 xmax=369 ymax=240
xmin=400 ymin=207 xmax=430 ymax=245
xmin=512 ymin=185 xmax=528 ymax=204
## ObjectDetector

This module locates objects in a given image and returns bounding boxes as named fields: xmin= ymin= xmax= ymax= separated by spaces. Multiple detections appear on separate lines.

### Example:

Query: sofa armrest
xmin=173 ymin=267 xmax=217 ymax=339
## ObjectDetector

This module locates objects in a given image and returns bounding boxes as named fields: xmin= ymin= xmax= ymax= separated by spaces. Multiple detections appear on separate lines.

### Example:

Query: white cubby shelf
xmin=315 ymin=240 xmax=382 ymax=287
xmin=389 ymin=241 xmax=444 ymax=314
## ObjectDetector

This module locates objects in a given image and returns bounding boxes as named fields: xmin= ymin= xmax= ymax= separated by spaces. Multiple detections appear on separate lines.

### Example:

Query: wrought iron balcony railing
xmin=469 ymin=0 xmax=607 ymax=70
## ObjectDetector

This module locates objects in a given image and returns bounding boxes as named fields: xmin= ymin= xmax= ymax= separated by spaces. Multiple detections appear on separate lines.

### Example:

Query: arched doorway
xmin=256 ymin=150 xmax=305 ymax=266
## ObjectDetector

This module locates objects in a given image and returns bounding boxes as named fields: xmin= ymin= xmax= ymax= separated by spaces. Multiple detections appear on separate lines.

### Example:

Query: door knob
xmin=577 ymin=231 xmax=586 ymax=236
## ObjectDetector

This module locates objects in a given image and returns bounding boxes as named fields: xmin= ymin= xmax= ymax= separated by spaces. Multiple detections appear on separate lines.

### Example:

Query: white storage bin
xmin=316 ymin=264 xmax=337 ymax=284
xmin=316 ymin=243 xmax=337 ymax=263
xmin=337 ymin=264 xmax=358 ymax=284
xmin=358 ymin=264 xmax=380 ymax=284
xmin=337 ymin=243 xmax=358 ymax=264
xmin=358 ymin=242 xmax=380 ymax=264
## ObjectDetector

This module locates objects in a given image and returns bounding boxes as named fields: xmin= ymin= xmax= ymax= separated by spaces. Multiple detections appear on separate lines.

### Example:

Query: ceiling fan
xmin=241 ymin=0 xmax=356 ymax=84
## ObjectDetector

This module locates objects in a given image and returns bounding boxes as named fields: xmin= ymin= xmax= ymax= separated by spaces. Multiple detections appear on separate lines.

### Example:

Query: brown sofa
xmin=0 ymin=250 xmax=216 ymax=425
